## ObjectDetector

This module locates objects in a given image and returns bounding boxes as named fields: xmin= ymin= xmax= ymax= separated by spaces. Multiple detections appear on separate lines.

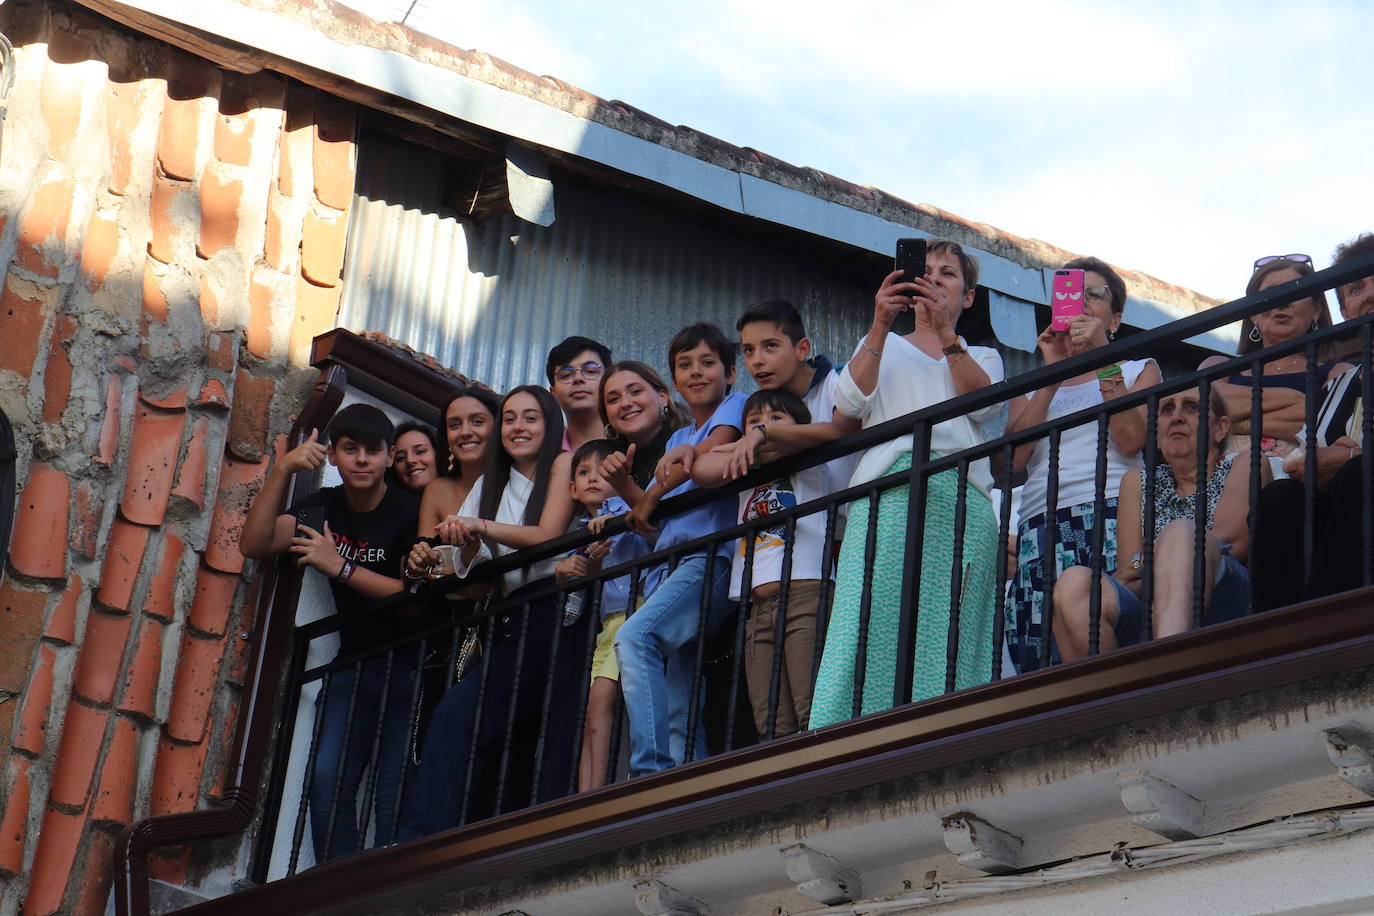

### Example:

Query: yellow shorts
xmin=591 ymin=611 xmax=627 ymax=682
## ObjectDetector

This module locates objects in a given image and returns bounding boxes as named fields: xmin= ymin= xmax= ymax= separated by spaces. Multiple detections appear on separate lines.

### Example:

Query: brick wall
xmin=0 ymin=4 xmax=358 ymax=913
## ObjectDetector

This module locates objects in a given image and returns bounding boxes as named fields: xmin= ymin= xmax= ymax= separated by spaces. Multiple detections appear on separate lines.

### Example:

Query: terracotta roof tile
xmin=118 ymin=615 xmax=164 ymax=722
xmin=119 ymin=402 xmax=186 ymax=527
xmin=205 ymin=695 xmax=240 ymax=800
xmin=276 ymin=83 xmax=315 ymax=200
xmin=187 ymin=565 xmax=239 ymax=638
xmin=49 ymin=700 xmax=109 ymax=809
xmin=357 ymin=330 xmax=471 ymax=385
xmin=0 ymin=581 xmax=49 ymax=692
xmin=156 ymin=52 xmax=211 ymax=183
xmin=195 ymin=379 xmax=230 ymax=409
xmin=0 ymin=755 xmax=32 ymax=876
xmin=13 ymin=645 xmax=57 ymax=757
xmin=70 ymin=823 xmax=115 ymax=916
xmin=96 ymin=517 xmax=150 ymax=612
xmin=45 ymin=579 xmax=83 ymax=646
xmin=171 ymin=416 xmax=211 ymax=509
xmin=10 ymin=463 xmax=70 ymax=580
xmin=289 ymin=274 xmax=341 ymax=366
xmin=224 ymin=577 xmax=259 ymax=687
xmin=262 ymin=190 xmax=297 ymax=274
xmin=21 ymin=807 xmax=84 ymax=916
xmin=72 ymin=609 xmax=133 ymax=706
xmin=95 ymin=372 xmax=122 ymax=467
xmin=41 ymin=311 xmax=78 ymax=424
xmin=311 ymin=91 xmax=356 ymax=211
xmin=144 ymin=532 xmax=185 ymax=621
xmin=150 ymin=731 xmax=208 ymax=817
xmin=79 ymin=205 xmax=121 ymax=294
xmin=226 ymin=368 xmax=275 ymax=462
xmin=205 ymin=328 xmax=237 ymax=373
xmin=204 ymin=453 xmax=268 ymax=574
xmin=146 ymin=847 xmax=190 ymax=887
xmin=197 ymin=163 xmax=243 ymax=259
xmin=300 ymin=203 xmax=347 ymax=287
xmin=215 ymin=71 xmax=284 ymax=167
xmin=165 ymin=630 xmax=225 ymax=744
xmin=146 ymin=173 xmax=189 ymax=268
xmin=91 ymin=714 xmax=139 ymax=826
xmin=141 ymin=386 xmax=189 ymax=410
xmin=14 ymin=166 xmax=77 ymax=280
xmin=69 ymin=481 xmax=98 ymax=561
xmin=105 ymin=75 xmax=145 ymax=197
xmin=0 ymin=271 xmax=48 ymax=375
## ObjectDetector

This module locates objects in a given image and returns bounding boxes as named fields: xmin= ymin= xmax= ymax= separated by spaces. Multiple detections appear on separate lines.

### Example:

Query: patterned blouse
xmin=1142 ymin=453 xmax=1236 ymax=543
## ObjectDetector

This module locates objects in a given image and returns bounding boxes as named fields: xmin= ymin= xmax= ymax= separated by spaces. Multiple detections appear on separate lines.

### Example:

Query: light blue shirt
xmin=657 ymin=391 xmax=747 ymax=558
xmin=587 ymin=496 xmax=661 ymax=618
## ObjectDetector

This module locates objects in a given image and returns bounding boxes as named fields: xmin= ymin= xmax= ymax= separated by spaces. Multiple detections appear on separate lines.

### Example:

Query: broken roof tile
xmin=94 ymin=372 xmax=122 ymax=466
xmin=10 ymin=463 xmax=70 ymax=580
xmin=45 ymin=578 xmax=83 ymax=646
xmin=69 ymin=481 xmax=98 ymax=561
xmin=170 ymin=416 xmax=211 ymax=509
xmin=0 ymin=271 xmax=48 ymax=375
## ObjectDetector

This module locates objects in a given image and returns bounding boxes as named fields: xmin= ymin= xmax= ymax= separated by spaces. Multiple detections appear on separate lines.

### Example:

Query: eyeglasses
xmin=1253 ymin=253 xmax=1312 ymax=270
xmin=1084 ymin=285 xmax=1111 ymax=303
xmin=554 ymin=361 xmax=604 ymax=383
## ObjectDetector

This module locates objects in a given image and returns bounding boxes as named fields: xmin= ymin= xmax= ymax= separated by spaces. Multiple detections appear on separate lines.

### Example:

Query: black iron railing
xmin=249 ymin=251 xmax=1374 ymax=882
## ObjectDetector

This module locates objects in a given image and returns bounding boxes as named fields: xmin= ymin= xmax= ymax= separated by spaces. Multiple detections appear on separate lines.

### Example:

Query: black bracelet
xmin=336 ymin=559 xmax=357 ymax=584
xmin=753 ymin=423 xmax=768 ymax=444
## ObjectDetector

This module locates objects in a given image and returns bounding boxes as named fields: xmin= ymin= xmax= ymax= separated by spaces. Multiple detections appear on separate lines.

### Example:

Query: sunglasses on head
xmin=1253 ymin=253 xmax=1312 ymax=270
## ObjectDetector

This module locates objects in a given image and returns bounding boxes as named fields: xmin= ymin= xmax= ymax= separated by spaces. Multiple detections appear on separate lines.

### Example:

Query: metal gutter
xmin=171 ymin=585 xmax=1374 ymax=915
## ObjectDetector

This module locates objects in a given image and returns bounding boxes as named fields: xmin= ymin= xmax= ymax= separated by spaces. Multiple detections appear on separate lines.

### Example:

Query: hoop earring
xmin=1311 ymin=319 xmax=1320 ymax=332
xmin=1108 ymin=330 xmax=1116 ymax=342
xmin=604 ymin=423 xmax=615 ymax=439
xmin=1248 ymin=325 xmax=1262 ymax=343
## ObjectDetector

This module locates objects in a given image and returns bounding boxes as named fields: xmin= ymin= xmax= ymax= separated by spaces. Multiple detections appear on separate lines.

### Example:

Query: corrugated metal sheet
xmin=338 ymin=137 xmax=879 ymax=395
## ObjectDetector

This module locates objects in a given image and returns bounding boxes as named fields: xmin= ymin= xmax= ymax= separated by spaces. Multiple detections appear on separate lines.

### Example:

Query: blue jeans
xmin=309 ymin=647 xmax=417 ymax=861
xmin=615 ymin=555 xmax=732 ymax=777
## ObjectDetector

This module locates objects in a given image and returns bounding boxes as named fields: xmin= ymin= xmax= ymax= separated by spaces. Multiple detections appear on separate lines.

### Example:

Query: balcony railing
xmin=115 ymin=252 xmax=1374 ymax=914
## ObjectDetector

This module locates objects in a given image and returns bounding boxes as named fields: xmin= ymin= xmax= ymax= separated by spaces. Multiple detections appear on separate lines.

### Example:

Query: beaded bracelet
xmin=1096 ymin=362 xmax=1124 ymax=380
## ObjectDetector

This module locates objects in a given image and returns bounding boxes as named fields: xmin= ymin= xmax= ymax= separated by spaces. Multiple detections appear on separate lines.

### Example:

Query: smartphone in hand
xmin=294 ymin=505 xmax=326 ymax=536
xmin=1051 ymin=269 xmax=1086 ymax=331
xmin=892 ymin=238 xmax=927 ymax=335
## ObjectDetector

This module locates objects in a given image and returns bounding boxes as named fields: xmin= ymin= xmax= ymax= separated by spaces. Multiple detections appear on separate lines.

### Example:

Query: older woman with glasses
xmin=1052 ymin=386 xmax=1270 ymax=661
xmin=1200 ymin=254 xmax=1335 ymax=471
xmin=1003 ymin=256 xmax=1161 ymax=672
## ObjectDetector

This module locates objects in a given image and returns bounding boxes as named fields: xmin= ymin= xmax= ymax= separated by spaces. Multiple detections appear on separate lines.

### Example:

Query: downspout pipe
xmin=113 ymin=365 xmax=347 ymax=916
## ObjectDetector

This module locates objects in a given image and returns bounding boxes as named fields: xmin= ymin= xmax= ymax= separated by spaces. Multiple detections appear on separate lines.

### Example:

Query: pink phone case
xmin=1051 ymin=269 xmax=1086 ymax=331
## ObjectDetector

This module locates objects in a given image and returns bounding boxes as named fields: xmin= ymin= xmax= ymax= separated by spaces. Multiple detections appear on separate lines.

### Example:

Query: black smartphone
xmin=294 ymin=505 xmax=326 ymax=535
xmin=891 ymin=238 xmax=927 ymax=335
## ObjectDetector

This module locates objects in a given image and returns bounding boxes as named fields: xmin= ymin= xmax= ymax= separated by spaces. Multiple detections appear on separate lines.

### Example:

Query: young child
xmin=699 ymin=388 xmax=827 ymax=738
xmin=238 ymin=403 xmax=420 ymax=862
xmin=556 ymin=439 xmax=660 ymax=790
xmin=619 ymin=322 xmax=746 ymax=776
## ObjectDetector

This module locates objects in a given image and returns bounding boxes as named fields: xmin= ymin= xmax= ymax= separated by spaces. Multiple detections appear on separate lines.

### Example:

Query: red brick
xmin=205 ymin=329 xmax=236 ymax=372
xmin=45 ymin=579 xmax=82 ymax=645
xmin=227 ymin=369 xmax=274 ymax=462
xmin=248 ymin=266 xmax=280 ymax=358
xmin=194 ymin=379 xmax=229 ymax=408
xmin=21 ymin=807 xmax=83 ymax=916
xmin=289 ymin=276 xmax=341 ymax=366
xmin=69 ymin=481 xmax=98 ymax=560
xmin=120 ymin=403 xmax=186 ymax=526
xmin=13 ymin=645 xmax=56 ymax=757
xmin=150 ymin=732 xmax=208 ymax=817
xmin=0 ymin=273 xmax=48 ymax=375
xmin=118 ymin=615 xmax=164 ymax=721
xmin=10 ymin=464 xmax=69 ymax=579
xmin=80 ymin=206 xmax=121 ymax=294
xmin=146 ymin=173 xmax=189 ymax=266
xmin=141 ymin=386 xmax=188 ymax=410
xmin=91 ymin=715 xmax=139 ymax=826
xmin=171 ymin=417 xmax=210 ymax=509
xmin=165 ymin=631 xmax=226 ymax=744
xmin=41 ymin=312 xmax=78 ymax=424
xmin=96 ymin=518 xmax=149 ymax=612
xmin=300 ymin=205 xmax=347 ymax=287
xmin=197 ymin=165 xmax=243 ymax=258
xmin=312 ymin=93 xmax=356 ymax=210
xmin=187 ymin=565 xmax=239 ymax=638
xmin=95 ymin=373 xmax=122 ymax=466
xmin=15 ymin=168 xmax=76 ymax=280
xmin=71 ymin=824 xmax=115 ymax=916
xmin=144 ymin=532 xmax=185 ymax=622
xmin=0 ymin=582 xmax=48 ymax=692
xmin=0 ymin=756 xmax=32 ymax=876
xmin=157 ymin=54 xmax=210 ymax=182
xmin=106 ymin=78 xmax=145 ymax=196
xmin=204 ymin=455 xmax=268 ymax=575
xmin=49 ymin=700 xmax=109 ymax=809
xmin=72 ymin=609 xmax=132 ymax=706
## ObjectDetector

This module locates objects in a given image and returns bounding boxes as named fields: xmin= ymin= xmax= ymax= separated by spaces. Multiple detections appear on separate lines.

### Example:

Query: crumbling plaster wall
xmin=0 ymin=3 xmax=358 ymax=913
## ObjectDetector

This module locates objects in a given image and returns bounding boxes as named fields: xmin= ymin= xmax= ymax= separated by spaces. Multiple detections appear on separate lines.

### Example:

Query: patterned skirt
xmin=810 ymin=454 xmax=999 ymax=728
xmin=1007 ymin=498 xmax=1119 ymax=673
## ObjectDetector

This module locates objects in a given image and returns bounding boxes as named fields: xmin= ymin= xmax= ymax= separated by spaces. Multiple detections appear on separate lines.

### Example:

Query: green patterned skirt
xmin=810 ymin=454 xmax=999 ymax=727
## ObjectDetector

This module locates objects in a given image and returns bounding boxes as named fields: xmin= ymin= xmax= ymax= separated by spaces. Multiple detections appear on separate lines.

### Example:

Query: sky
xmin=346 ymin=0 xmax=1372 ymax=303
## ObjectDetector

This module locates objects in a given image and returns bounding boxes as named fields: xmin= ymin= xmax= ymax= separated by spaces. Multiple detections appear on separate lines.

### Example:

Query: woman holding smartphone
xmin=1003 ymin=257 xmax=1160 ymax=672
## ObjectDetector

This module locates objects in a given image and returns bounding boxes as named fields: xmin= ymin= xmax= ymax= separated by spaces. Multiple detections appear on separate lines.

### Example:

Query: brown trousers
xmin=744 ymin=579 xmax=825 ymax=738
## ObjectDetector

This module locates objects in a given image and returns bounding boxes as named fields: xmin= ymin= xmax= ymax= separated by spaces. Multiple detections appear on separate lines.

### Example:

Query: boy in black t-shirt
xmin=241 ymin=403 xmax=420 ymax=863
